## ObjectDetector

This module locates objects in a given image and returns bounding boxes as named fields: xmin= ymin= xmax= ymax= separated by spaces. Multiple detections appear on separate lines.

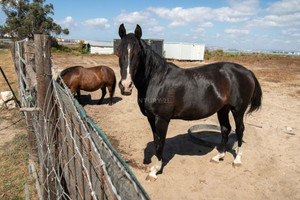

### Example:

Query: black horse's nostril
xmin=119 ymin=81 xmax=124 ymax=90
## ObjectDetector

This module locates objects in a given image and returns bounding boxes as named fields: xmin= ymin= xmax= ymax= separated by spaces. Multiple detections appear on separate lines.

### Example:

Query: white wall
xmin=164 ymin=42 xmax=205 ymax=61
xmin=90 ymin=46 xmax=114 ymax=54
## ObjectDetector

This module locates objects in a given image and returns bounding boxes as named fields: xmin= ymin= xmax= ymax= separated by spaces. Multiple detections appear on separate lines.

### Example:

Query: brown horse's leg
xmin=98 ymin=87 xmax=106 ymax=105
xmin=107 ymin=85 xmax=114 ymax=106
xmin=107 ymin=77 xmax=116 ymax=106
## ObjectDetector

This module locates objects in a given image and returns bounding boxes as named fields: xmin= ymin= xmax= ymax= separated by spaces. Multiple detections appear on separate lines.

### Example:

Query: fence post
xmin=35 ymin=34 xmax=56 ymax=199
xmin=23 ymin=40 xmax=39 ymax=162
xmin=10 ymin=42 xmax=22 ymax=105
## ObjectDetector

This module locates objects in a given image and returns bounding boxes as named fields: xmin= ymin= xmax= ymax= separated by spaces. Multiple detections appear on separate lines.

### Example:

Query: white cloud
xmin=227 ymin=0 xmax=260 ymax=15
xmin=114 ymin=10 xmax=158 ymax=28
xmin=201 ymin=22 xmax=214 ymax=28
xmin=224 ymin=28 xmax=250 ymax=35
xmin=147 ymin=26 xmax=165 ymax=34
xmin=191 ymin=27 xmax=205 ymax=34
xmin=247 ymin=13 xmax=300 ymax=28
xmin=148 ymin=7 xmax=213 ymax=27
xmin=148 ymin=2 xmax=258 ymax=28
xmin=282 ymin=28 xmax=300 ymax=37
xmin=213 ymin=7 xmax=250 ymax=23
xmin=83 ymin=18 xmax=110 ymax=29
xmin=190 ymin=22 xmax=213 ymax=35
xmin=56 ymin=16 xmax=110 ymax=30
xmin=266 ymin=0 xmax=300 ymax=15
xmin=55 ymin=16 xmax=78 ymax=29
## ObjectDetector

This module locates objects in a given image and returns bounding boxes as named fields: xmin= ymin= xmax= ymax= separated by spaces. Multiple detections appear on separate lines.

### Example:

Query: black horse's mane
xmin=60 ymin=66 xmax=83 ymax=77
xmin=140 ymin=40 xmax=170 ymax=79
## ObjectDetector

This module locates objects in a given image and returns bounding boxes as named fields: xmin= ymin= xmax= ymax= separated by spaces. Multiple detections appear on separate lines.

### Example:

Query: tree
xmin=0 ymin=0 xmax=69 ymax=40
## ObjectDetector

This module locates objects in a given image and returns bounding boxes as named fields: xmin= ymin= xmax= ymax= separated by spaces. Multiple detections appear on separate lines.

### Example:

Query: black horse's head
xmin=117 ymin=24 xmax=143 ymax=96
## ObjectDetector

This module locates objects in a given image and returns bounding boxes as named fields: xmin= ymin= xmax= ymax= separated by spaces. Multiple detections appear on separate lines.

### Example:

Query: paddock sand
xmin=53 ymin=54 xmax=300 ymax=200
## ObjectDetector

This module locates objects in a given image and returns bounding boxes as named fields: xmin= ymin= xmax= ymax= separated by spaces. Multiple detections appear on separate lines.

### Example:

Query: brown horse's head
xmin=117 ymin=24 xmax=143 ymax=96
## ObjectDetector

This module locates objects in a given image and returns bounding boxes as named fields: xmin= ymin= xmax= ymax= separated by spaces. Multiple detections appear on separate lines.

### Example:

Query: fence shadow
xmin=79 ymin=94 xmax=122 ymax=106
xmin=143 ymin=132 xmax=218 ymax=173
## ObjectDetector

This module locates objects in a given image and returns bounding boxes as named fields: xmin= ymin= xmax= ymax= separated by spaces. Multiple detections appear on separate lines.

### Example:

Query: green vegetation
xmin=0 ymin=0 xmax=69 ymax=40
xmin=204 ymin=48 xmax=300 ymax=60
xmin=51 ymin=41 xmax=91 ymax=55
xmin=0 ymin=41 xmax=10 ymax=49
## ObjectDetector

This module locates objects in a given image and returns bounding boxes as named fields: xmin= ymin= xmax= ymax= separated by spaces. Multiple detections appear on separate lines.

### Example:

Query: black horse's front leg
xmin=76 ymin=90 xmax=81 ymax=104
xmin=146 ymin=116 xmax=169 ymax=181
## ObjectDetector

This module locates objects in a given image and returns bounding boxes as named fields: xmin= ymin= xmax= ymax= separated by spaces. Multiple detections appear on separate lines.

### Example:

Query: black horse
xmin=117 ymin=24 xmax=262 ymax=181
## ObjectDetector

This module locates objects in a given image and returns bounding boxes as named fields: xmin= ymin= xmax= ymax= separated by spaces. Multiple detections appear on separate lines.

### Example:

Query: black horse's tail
xmin=248 ymin=70 xmax=262 ymax=114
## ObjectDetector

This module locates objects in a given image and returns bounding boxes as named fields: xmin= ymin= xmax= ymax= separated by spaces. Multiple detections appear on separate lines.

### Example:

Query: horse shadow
xmin=143 ymin=130 xmax=237 ymax=174
xmin=78 ymin=94 xmax=122 ymax=106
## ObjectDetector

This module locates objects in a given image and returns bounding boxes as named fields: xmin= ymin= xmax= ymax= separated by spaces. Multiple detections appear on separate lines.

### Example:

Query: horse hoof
xmin=210 ymin=158 xmax=219 ymax=163
xmin=146 ymin=175 xmax=157 ymax=182
xmin=233 ymin=162 xmax=243 ymax=168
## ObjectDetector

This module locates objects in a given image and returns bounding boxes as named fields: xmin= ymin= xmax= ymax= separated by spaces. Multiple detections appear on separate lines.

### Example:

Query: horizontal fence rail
xmin=11 ymin=35 xmax=150 ymax=200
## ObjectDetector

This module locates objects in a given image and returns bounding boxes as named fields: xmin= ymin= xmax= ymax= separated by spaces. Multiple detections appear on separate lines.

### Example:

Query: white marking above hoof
xmin=233 ymin=161 xmax=243 ymax=168
xmin=233 ymin=147 xmax=243 ymax=168
xmin=211 ymin=152 xmax=226 ymax=163
xmin=146 ymin=174 xmax=157 ymax=182
xmin=210 ymin=157 xmax=220 ymax=163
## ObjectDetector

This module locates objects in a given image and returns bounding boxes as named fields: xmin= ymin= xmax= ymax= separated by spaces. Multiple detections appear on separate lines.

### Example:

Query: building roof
xmin=84 ymin=40 xmax=113 ymax=47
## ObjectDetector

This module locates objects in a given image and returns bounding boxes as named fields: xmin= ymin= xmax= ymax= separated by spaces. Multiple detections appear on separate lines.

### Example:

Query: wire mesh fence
xmin=12 ymin=35 xmax=150 ymax=200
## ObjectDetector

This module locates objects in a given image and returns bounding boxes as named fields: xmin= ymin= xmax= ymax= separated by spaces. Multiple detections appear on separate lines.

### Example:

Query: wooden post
xmin=35 ymin=34 xmax=56 ymax=199
xmin=23 ymin=40 xmax=39 ymax=162
xmin=10 ymin=42 xmax=22 ymax=104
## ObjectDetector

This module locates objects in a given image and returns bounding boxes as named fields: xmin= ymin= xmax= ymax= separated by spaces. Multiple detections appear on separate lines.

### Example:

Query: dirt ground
xmin=52 ymin=54 xmax=300 ymax=200
xmin=1 ymin=51 xmax=299 ymax=199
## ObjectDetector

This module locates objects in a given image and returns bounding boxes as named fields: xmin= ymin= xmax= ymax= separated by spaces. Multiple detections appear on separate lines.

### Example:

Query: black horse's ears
xmin=119 ymin=24 xmax=126 ymax=38
xmin=135 ymin=24 xmax=142 ymax=39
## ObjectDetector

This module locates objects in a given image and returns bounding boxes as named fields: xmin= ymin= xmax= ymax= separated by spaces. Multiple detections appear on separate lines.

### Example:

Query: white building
xmin=84 ymin=40 xmax=114 ymax=54
xmin=164 ymin=42 xmax=205 ymax=61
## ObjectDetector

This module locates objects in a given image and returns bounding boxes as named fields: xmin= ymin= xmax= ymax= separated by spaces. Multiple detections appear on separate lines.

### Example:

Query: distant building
xmin=84 ymin=40 xmax=114 ymax=54
xmin=56 ymin=37 xmax=81 ymax=44
xmin=164 ymin=42 xmax=205 ymax=61
xmin=113 ymin=39 xmax=164 ymax=57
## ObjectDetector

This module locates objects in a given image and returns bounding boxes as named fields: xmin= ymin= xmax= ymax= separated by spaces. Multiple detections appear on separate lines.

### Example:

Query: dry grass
xmin=0 ymin=110 xmax=28 ymax=200
xmin=0 ymin=48 xmax=17 ymax=92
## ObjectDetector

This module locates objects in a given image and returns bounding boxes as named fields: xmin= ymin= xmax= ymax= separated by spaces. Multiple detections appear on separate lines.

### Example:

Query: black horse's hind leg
xmin=211 ymin=106 xmax=231 ymax=163
xmin=231 ymin=110 xmax=245 ymax=167
xmin=146 ymin=116 xmax=169 ymax=181
xmin=98 ymin=87 xmax=106 ymax=104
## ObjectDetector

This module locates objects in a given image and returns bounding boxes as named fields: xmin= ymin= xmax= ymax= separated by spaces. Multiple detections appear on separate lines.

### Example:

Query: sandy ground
xmin=52 ymin=54 xmax=300 ymax=200
xmin=32 ymin=54 xmax=300 ymax=199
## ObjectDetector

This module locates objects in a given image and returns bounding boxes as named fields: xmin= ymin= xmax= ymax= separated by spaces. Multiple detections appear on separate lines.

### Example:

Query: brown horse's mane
xmin=60 ymin=66 xmax=83 ymax=77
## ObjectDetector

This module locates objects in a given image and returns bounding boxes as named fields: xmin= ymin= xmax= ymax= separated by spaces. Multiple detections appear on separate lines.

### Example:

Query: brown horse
xmin=57 ymin=65 xmax=116 ymax=105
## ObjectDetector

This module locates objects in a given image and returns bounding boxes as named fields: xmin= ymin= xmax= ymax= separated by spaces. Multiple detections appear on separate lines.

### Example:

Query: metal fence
xmin=12 ymin=35 xmax=150 ymax=200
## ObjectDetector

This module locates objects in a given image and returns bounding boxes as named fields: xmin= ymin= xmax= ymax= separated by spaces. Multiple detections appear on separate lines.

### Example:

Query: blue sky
xmin=1 ymin=0 xmax=300 ymax=51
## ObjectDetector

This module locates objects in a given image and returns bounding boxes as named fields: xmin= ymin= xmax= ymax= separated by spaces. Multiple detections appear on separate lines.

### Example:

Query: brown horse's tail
xmin=248 ymin=70 xmax=262 ymax=114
